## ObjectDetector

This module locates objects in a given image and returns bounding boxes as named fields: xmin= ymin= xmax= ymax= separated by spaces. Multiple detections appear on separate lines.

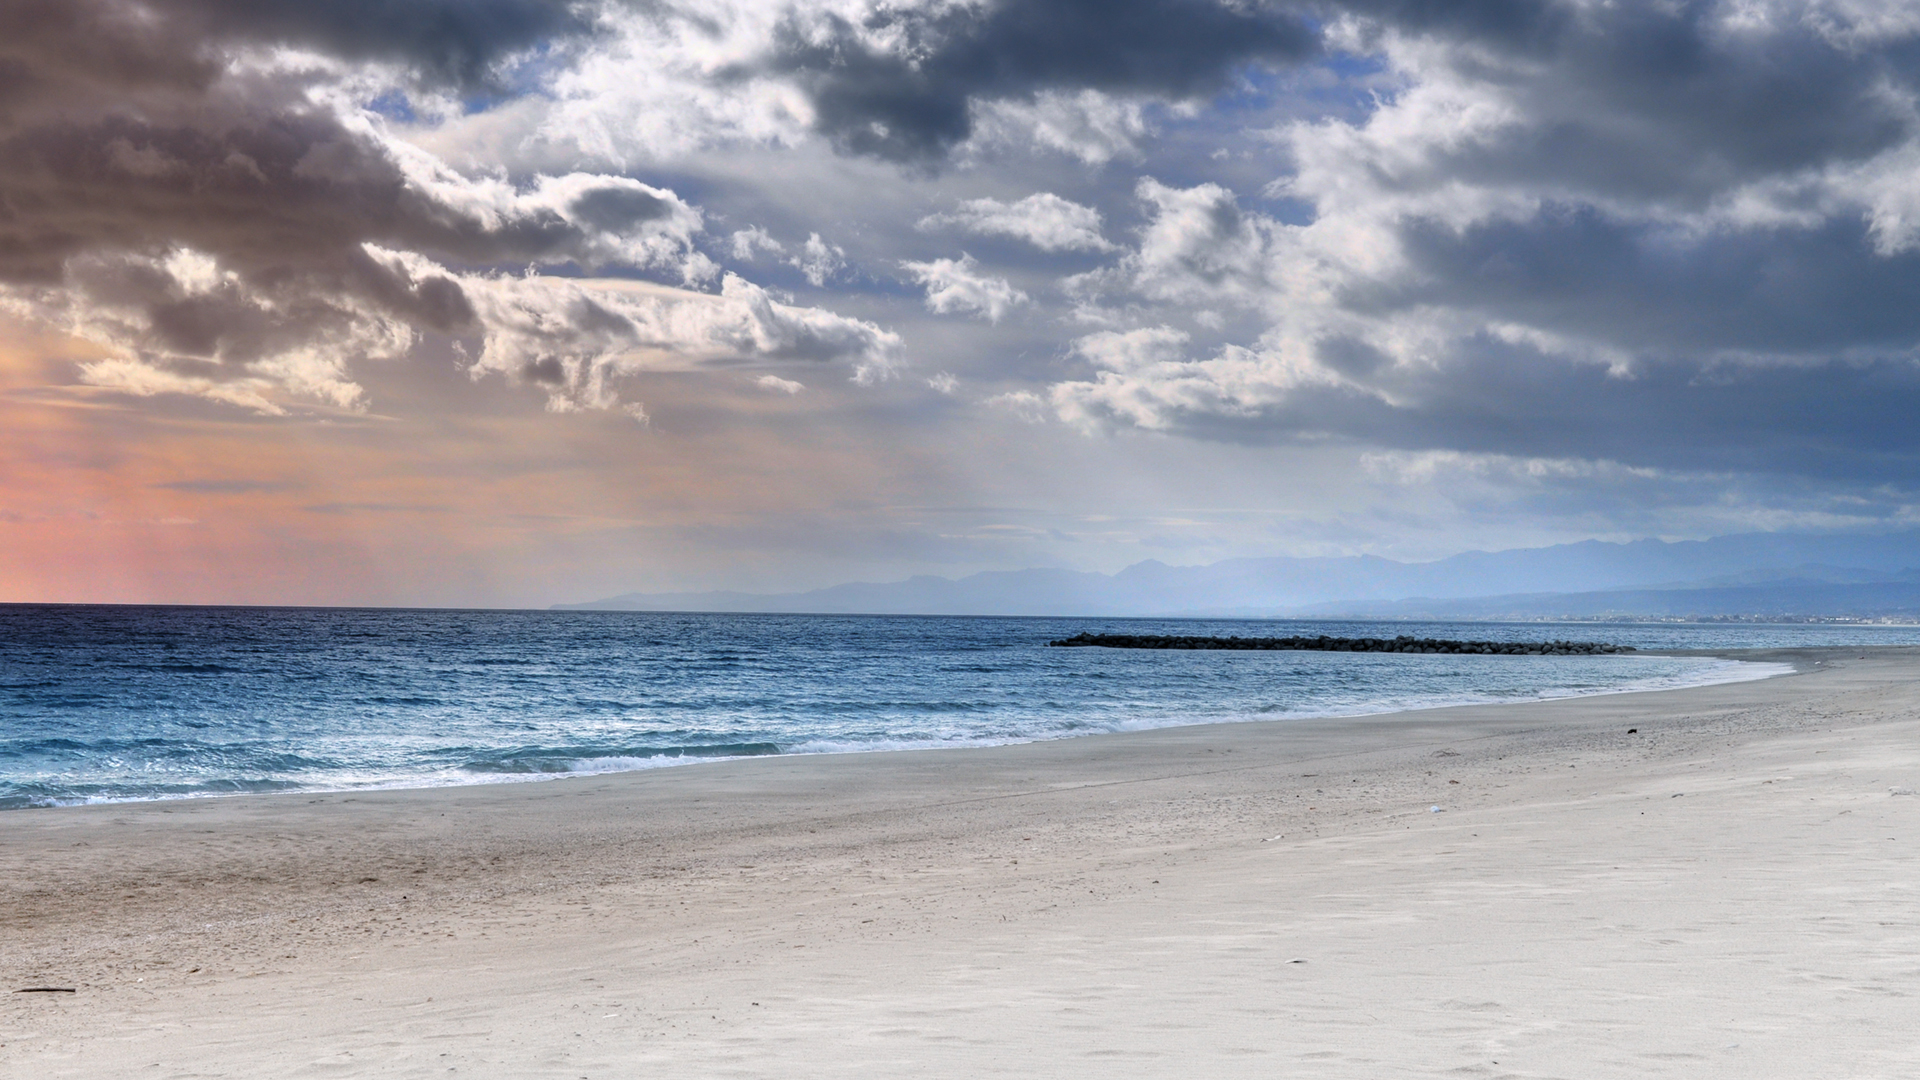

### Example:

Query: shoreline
xmin=3 ymin=647 xmax=1792 ymax=813
xmin=5 ymin=645 xmax=1917 ymax=1077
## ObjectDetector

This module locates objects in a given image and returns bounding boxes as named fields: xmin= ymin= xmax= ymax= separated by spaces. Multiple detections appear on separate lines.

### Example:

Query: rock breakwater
xmin=1047 ymin=632 xmax=1634 ymax=655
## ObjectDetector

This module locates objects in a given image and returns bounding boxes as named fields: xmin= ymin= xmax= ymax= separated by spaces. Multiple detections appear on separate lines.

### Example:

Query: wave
xmin=461 ymin=742 xmax=782 ymax=774
xmin=0 ymin=776 xmax=310 ymax=810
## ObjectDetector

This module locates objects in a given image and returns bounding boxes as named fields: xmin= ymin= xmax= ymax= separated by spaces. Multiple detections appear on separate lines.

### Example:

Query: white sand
xmin=4 ymin=647 xmax=1918 ymax=1078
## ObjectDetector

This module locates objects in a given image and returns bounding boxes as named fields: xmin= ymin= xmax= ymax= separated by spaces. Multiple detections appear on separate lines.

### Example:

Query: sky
xmin=6 ymin=0 xmax=1920 ymax=606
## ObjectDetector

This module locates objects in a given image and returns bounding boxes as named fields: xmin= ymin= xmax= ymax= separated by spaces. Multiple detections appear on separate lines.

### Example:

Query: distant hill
xmin=553 ymin=530 xmax=1920 ymax=619
xmin=1298 ymin=580 xmax=1920 ymax=621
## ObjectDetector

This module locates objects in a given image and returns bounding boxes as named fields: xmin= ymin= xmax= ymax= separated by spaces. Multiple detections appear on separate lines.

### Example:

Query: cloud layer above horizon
xmin=8 ymin=0 xmax=1920 ymax=602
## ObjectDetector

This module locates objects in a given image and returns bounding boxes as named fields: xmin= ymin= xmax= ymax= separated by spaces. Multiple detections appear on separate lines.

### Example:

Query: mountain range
xmin=554 ymin=530 xmax=1920 ymax=620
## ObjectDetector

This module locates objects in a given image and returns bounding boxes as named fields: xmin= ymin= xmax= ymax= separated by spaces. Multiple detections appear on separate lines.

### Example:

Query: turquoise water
xmin=3 ymin=606 xmax=1897 ymax=808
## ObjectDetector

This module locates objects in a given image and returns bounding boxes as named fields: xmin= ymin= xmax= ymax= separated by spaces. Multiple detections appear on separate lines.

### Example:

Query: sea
xmin=3 ymin=605 xmax=1915 ymax=810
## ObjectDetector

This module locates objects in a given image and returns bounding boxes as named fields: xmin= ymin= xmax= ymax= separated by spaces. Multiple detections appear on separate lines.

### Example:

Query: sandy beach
xmin=3 ymin=646 xmax=1917 ymax=1078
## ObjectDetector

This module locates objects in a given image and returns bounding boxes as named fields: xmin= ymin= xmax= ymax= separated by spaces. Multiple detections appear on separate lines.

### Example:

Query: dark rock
xmin=1046 ymin=632 xmax=1633 ymax=655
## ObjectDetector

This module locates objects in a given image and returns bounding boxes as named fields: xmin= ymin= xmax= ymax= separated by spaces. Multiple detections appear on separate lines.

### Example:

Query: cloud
xmin=730 ymin=226 xmax=786 ymax=260
xmin=1350 ymin=446 xmax=1909 ymax=541
xmin=966 ymin=89 xmax=1154 ymax=164
xmin=790 ymin=233 xmax=847 ymax=287
xmin=20 ymin=0 xmax=1920 ymax=556
xmin=1048 ymin=326 xmax=1347 ymax=433
xmin=1273 ymin=0 xmax=1920 ymax=342
xmin=1047 ymin=322 xmax=1920 ymax=487
xmin=753 ymin=0 xmax=1318 ymax=162
xmin=901 ymin=255 xmax=1029 ymax=323
xmin=756 ymin=373 xmax=805 ymax=394
xmin=0 ymin=104 xmax=704 ymax=284
xmin=1316 ymin=0 xmax=1912 ymax=215
xmin=919 ymin=193 xmax=1115 ymax=252
xmin=1127 ymin=178 xmax=1287 ymax=308
xmin=153 ymin=478 xmax=298 ymax=494
xmin=986 ymin=389 xmax=1051 ymax=422
xmin=175 ymin=0 xmax=596 ymax=88
xmin=439 ymin=267 xmax=901 ymax=411
xmin=1016 ymin=2 xmax=1920 ymax=491
xmin=0 ymin=0 xmax=921 ymax=415
xmin=0 ymin=98 xmax=713 ymax=411
xmin=0 ymin=0 xmax=594 ymax=132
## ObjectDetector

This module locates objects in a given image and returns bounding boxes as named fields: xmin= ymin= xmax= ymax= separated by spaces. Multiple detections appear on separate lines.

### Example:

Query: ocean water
xmin=5 ymin=605 xmax=1910 ymax=809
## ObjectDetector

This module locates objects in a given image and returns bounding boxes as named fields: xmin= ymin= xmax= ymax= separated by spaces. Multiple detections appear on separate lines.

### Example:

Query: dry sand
xmin=3 ymin=647 xmax=1918 ymax=1078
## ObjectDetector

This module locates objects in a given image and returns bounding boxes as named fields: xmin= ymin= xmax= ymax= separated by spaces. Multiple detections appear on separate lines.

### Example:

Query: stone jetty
xmin=1047 ymin=632 xmax=1634 ymax=654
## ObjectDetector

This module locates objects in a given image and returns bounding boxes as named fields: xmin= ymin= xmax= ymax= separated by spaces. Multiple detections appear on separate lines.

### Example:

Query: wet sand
xmin=4 ymin=647 xmax=1917 ymax=1077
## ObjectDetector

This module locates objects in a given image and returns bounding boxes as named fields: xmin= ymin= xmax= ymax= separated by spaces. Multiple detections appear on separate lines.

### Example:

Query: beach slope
xmin=4 ymin=649 xmax=1917 ymax=1077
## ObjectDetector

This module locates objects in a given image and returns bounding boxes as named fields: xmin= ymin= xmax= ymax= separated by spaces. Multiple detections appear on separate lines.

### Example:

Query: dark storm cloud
xmin=0 ymin=108 xmax=694 ymax=337
xmin=1352 ymin=0 xmax=1913 ymax=204
xmin=11 ymin=115 xmax=435 ymax=291
xmin=1341 ymin=0 xmax=1569 ymax=45
xmin=1360 ymin=345 xmax=1920 ymax=482
xmin=1381 ymin=211 xmax=1920 ymax=356
xmin=567 ymin=186 xmax=673 ymax=231
xmin=0 ymin=1 xmax=215 ymax=121
xmin=757 ymin=0 xmax=1320 ymax=161
xmin=0 ymin=0 xmax=595 ymax=112
xmin=172 ymin=0 xmax=596 ymax=87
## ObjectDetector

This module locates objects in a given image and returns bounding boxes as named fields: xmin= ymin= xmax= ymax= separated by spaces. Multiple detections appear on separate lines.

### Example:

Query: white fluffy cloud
xmin=1126 ymin=178 xmax=1290 ymax=308
xmin=919 ymin=193 xmax=1116 ymax=252
xmin=756 ymin=374 xmax=806 ymax=393
xmin=730 ymin=226 xmax=786 ymax=261
xmin=432 ymin=264 xmax=902 ymax=411
xmin=967 ymin=90 xmax=1154 ymax=164
xmin=901 ymin=255 xmax=1030 ymax=322
xmin=791 ymin=233 xmax=847 ymax=287
xmin=1049 ymin=326 xmax=1353 ymax=432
